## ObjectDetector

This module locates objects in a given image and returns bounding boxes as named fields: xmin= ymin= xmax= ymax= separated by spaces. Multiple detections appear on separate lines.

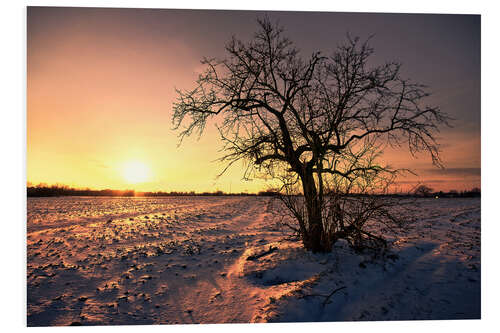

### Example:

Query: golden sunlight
xmin=121 ymin=161 xmax=151 ymax=184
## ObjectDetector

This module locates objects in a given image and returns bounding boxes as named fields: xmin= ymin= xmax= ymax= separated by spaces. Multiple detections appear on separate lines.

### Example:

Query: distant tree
xmin=173 ymin=19 xmax=449 ymax=252
xmin=414 ymin=185 xmax=434 ymax=197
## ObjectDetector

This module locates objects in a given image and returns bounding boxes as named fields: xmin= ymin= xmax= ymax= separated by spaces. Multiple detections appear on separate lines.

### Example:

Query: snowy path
xmin=156 ymin=200 xmax=274 ymax=324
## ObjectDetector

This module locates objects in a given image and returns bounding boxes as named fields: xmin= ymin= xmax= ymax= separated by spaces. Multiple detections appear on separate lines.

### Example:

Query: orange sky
xmin=27 ymin=7 xmax=480 ymax=193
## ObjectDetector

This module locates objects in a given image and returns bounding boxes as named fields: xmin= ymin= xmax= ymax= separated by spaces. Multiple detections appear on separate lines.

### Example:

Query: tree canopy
xmin=173 ymin=18 xmax=449 ymax=252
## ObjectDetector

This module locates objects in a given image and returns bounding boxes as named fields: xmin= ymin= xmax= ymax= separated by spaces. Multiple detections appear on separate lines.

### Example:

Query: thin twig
xmin=322 ymin=286 xmax=346 ymax=306
xmin=300 ymin=286 xmax=347 ymax=307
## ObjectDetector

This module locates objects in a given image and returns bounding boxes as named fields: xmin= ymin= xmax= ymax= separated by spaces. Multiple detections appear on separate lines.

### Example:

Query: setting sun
xmin=121 ymin=161 xmax=151 ymax=184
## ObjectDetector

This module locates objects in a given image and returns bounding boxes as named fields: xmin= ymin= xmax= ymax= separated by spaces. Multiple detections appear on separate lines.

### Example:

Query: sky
xmin=27 ymin=7 xmax=480 ymax=193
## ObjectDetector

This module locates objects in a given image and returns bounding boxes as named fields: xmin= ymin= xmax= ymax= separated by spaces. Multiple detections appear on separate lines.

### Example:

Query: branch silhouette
xmin=173 ymin=18 xmax=450 ymax=252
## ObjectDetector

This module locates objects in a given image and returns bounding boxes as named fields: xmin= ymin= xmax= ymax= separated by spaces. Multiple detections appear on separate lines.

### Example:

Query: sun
xmin=121 ymin=161 xmax=151 ymax=184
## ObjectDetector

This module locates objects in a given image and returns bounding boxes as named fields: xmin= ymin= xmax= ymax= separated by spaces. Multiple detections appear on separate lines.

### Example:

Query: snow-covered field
xmin=27 ymin=196 xmax=480 ymax=326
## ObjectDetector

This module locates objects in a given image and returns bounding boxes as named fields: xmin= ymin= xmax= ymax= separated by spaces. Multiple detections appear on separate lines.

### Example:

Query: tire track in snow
xmin=171 ymin=200 xmax=274 ymax=323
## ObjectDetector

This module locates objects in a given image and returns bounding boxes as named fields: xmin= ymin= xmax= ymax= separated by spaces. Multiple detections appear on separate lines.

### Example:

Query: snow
xmin=27 ymin=196 xmax=480 ymax=326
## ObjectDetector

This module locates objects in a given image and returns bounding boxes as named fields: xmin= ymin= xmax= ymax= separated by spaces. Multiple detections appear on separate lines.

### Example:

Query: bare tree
xmin=173 ymin=19 xmax=449 ymax=253
xmin=414 ymin=185 xmax=434 ymax=197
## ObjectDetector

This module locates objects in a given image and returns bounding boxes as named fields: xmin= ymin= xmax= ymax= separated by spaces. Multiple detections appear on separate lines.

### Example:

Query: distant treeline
xmin=414 ymin=189 xmax=481 ymax=198
xmin=408 ymin=185 xmax=481 ymax=198
xmin=26 ymin=184 xmax=480 ymax=198
xmin=27 ymin=184 xmax=277 ymax=197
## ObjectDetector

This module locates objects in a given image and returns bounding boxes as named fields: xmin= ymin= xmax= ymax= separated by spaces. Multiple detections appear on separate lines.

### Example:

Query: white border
xmin=3 ymin=1 xmax=498 ymax=332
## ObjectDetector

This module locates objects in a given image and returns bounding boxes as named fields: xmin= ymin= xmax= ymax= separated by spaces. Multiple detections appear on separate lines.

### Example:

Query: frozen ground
xmin=27 ymin=196 xmax=480 ymax=326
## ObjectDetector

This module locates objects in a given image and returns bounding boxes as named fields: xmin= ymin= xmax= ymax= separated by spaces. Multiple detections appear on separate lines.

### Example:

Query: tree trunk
xmin=301 ymin=172 xmax=329 ymax=253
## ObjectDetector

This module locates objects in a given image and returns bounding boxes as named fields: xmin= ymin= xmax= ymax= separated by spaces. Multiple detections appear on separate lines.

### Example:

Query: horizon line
xmin=26 ymin=182 xmax=481 ymax=196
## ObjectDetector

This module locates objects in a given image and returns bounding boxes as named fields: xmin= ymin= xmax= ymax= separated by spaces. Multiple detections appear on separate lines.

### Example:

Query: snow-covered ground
xmin=27 ymin=196 xmax=480 ymax=326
